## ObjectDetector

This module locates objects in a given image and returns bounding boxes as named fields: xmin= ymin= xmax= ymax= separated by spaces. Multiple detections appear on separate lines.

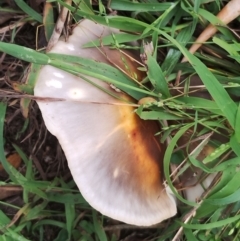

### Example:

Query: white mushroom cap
xmin=178 ymin=136 xmax=217 ymax=202
xmin=34 ymin=19 xmax=177 ymax=226
xmin=184 ymin=173 xmax=216 ymax=202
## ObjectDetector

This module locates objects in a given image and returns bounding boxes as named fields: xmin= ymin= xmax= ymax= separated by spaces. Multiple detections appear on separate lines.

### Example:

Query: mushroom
xmin=184 ymin=173 xmax=216 ymax=202
xmin=177 ymin=132 xmax=219 ymax=202
xmin=34 ymin=19 xmax=177 ymax=226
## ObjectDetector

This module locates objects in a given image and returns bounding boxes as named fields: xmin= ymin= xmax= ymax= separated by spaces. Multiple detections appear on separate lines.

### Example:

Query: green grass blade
xmin=0 ymin=103 xmax=19 ymax=182
xmin=65 ymin=203 xmax=75 ymax=239
xmin=14 ymin=0 xmax=43 ymax=23
xmin=43 ymin=3 xmax=55 ymax=41
xmin=109 ymin=1 xmax=173 ymax=12
xmin=235 ymin=103 xmax=240 ymax=142
xmin=92 ymin=210 xmax=107 ymax=241
xmin=180 ymin=214 xmax=240 ymax=230
xmin=0 ymin=42 xmax=50 ymax=64
xmin=164 ymin=123 xmax=198 ymax=206
xmin=230 ymin=135 xmax=240 ymax=158
xmin=147 ymin=54 xmax=170 ymax=98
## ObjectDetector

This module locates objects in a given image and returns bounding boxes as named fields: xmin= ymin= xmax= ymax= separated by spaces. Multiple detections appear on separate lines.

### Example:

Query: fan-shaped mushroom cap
xmin=34 ymin=19 xmax=177 ymax=226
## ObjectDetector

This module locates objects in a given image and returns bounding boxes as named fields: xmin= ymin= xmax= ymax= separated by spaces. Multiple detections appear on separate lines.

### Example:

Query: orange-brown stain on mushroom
xmin=116 ymin=103 xmax=165 ymax=197
xmin=103 ymin=48 xmax=166 ymax=197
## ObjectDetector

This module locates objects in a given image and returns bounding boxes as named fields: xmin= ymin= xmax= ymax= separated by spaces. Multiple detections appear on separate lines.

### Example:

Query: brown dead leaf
xmin=0 ymin=185 xmax=22 ymax=200
xmin=0 ymin=153 xmax=22 ymax=171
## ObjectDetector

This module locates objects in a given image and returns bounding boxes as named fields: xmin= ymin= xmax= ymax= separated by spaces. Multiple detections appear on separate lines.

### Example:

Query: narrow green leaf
xmin=73 ymin=0 xmax=94 ymax=14
xmin=0 ymin=210 xmax=11 ymax=225
xmin=164 ymin=123 xmax=198 ymax=206
xmin=230 ymin=134 xmax=240 ymax=158
xmin=14 ymin=0 xmax=43 ymax=23
xmin=25 ymin=63 xmax=42 ymax=92
xmin=92 ymin=211 xmax=107 ymax=241
xmin=109 ymin=1 xmax=173 ymax=12
xmin=203 ymin=143 xmax=230 ymax=164
xmin=5 ymin=228 xmax=31 ymax=241
xmin=147 ymin=54 xmax=171 ymax=97
xmin=234 ymin=103 xmax=240 ymax=142
xmin=214 ymin=157 xmax=240 ymax=172
xmin=32 ymin=220 xmax=66 ymax=231
xmin=189 ymin=156 xmax=213 ymax=173
xmin=177 ymin=97 xmax=223 ymax=115
xmin=180 ymin=214 xmax=240 ymax=230
xmin=0 ymin=103 xmax=19 ymax=182
xmin=210 ymin=170 xmax=240 ymax=199
xmin=184 ymin=228 xmax=199 ymax=241
xmin=46 ymin=193 xmax=86 ymax=204
xmin=161 ymin=19 xmax=198 ymax=75
xmin=213 ymin=37 xmax=238 ymax=56
xmin=43 ymin=2 xmax=55 ymax=41
xmin=0 ymin=42 xmax=50 ymax=65
xmin=83 ymin=33 xmax=141 ymax=47
xmin=136 ymin=109 xmax=183 ymax=120
xmin=23 ymin=201 xmax=48 ymax=221
xmin=48 ymin=53 xmax=153 ymax=99
xmin=65 ymin=203 xmax=75 ymax=239
xmin=206 ymin=188 xmax=240 ymax=206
